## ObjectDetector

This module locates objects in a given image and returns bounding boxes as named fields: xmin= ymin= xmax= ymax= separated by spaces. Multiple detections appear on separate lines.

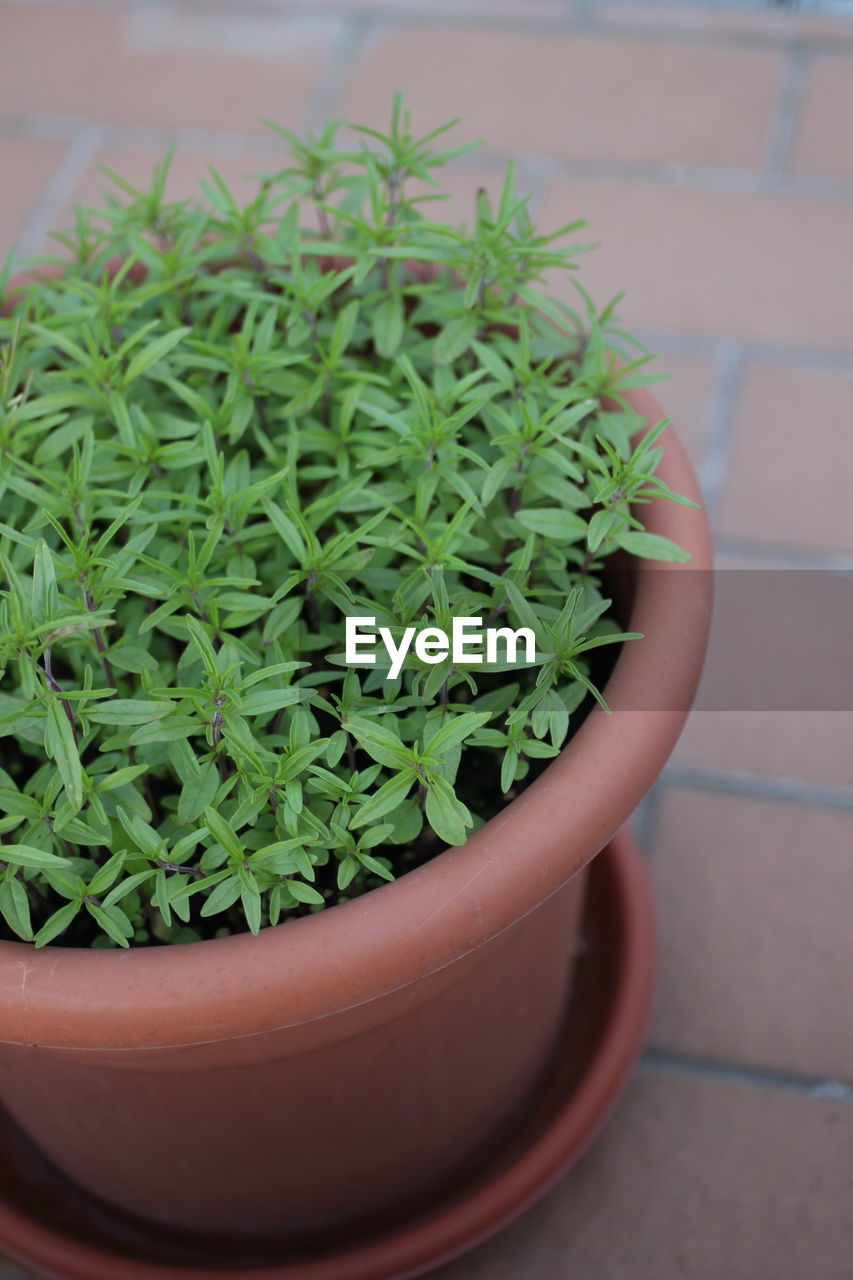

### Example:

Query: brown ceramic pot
xmin=0 ymin=387 xmax=712 ymax=1245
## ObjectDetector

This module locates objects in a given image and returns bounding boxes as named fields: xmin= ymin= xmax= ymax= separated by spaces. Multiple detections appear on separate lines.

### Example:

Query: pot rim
xmin=0 ymin=367 xmax=712 ymax=1048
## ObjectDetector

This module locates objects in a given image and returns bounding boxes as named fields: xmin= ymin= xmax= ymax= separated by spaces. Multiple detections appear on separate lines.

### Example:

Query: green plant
xmin=0 ymin=97 xmax=691 ymax=948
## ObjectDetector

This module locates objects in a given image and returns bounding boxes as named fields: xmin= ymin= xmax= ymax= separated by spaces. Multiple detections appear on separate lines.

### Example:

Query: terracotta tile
xmin=790 ymin=56 xmax=853 ymax=181
xmin=0 ymin=137 xmax=65 ymax=258
xmin=0 ymin=6 xmax=337 ymax=131
xmin=649 ymin=788 xmax=853 ymax=1081
xmin=540 ymin=178 xmax=853 ymax=351
xmin=672 ymin=710 xmax=853 ymax=790
xmin=716 ymin=364 xmax=853 ymax=553
xmin=338 ymin=27 xmax=782 ymax=167
xmin=435 ymin=1070 xmax=853 ymax=1280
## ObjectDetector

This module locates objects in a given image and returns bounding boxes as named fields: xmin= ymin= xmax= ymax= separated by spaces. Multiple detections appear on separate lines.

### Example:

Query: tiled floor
xmin=1 ymin=1 xmax=851 ymax=1276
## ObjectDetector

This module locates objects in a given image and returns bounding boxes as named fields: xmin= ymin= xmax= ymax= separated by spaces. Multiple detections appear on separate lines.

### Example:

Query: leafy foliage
xmin=0 ymin=96 xmax=691 ymax=947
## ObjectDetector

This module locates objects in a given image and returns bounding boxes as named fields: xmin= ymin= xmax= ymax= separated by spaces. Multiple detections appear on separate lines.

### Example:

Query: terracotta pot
xmin=0 ymin=386 xmax=712 ymax=1247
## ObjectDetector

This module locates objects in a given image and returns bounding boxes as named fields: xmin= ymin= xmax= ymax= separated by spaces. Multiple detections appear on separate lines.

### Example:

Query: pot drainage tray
xmin=0 ymin=827 xmax=654 ymax=1280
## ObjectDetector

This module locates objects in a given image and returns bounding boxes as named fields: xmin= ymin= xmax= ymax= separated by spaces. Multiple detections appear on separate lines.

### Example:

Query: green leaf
xmin=34 ymin=901 xmax=81 ymax=948
xmin=515 ymin=509 xmax=586 ymax=541
xmin=372 ymin=295 xmax=404 ymax=358
xmin=86 ymin=699 xmax=176 ymax=725
xmin=342 ymin=718 xmax=413 ymax=770
xmin=0 ymin=878 xmax=33 ymax=941
xmin=124 ymin=327 xmax=191 ymax=383
xmin=262 ymin=501 xmax=306 ymax=561
xmin=94 ymin=765 xmax=150 ymax=792
xmin=500 ymin=745 xmax=520 ymax=793
xmin=102 ymin=870 xmax=153 ymax=909
xmin=587 ymin=508 xmax=620 ymax=553
xmin=351 ymin=771 xmax=415 ymax=827
xmin=424 ymin=775 xmax=471 ymax=846
xmin=200 ymin=874 xmax=242 ymax=917
xmin=86 ymin=901 xmax=132 ymax=947
xmin=203 ymin=806 xmax=244 ymax=860
xmin=128 ymin=717 xmax=198 ymax=747
xmin=0 ymin=790 xmax=41 ymax=819
xmin=433 ymin=313 xmax=478 ymax=365
xmin=617 ymin=531 xmax=692 ymax=563
xmin=44 ymin=699 xmax=84 ymax=812
xmin=31 ymin=539 xmax=58 ymax=624
xmin=183 ymin=615 xmax=219 ymax=676
xmin=329 ymin=299 xmax=359 ymax=362
xmin=357 ymin=852 xmax=395 ymax=882
xmin=287 ymin=879 xmax=325 ymax=906
xmin=337 ymin=855 xmax=359 ymax=892
xmin=252 ymin=841 xmax=304 ymax=875
xmin=239 ymin=688 xmax=304 ymax=716
xmin=424 ymin=711 xmax=491 ymax=758
xmin=239 ymin=870 xmax=262 ymax=935
xmin=86 ymin=851 xmax=127 ymax=897
xmin=109 ymin=645 xmax=157 ymax=674
xmin=178 ymin=761 xmax=219 ymax=826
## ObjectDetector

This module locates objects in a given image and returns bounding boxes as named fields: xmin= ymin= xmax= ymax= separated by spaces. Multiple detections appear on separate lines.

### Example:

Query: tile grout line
xmin=517 ymin=153 xmax=558 ymax=225
xmin=5 ymin=0 xmax=853 ymax=47
xmin=540 ymin=153 xmax=853 ymax=200
xmin=632 ymin=781 xmax=665 ymax=859
xmin=760 ymin=40 xmax=812 ymax=175
xmin=68 ymin=0 xmax=853 ymax=53
xmin=5 ymin=119 xmax=853 ymax=205
xmin=642 ymin=1047 xmax=853 ymax=1101
xmin=15 ymin=125 xmax=104 ymax=260
xmin=299 ymin=12 xmax=371 ymax=134
xmin=628 ymin=325 xmax=853 ymax=370
xmin=711 ymin=536 xmax=853 ymax=567
xmin=659 ymin=767 xmax=853 ymax=811
xmin=696 ymin=340 xmax=744 ymax=526
xmin=569 ymin=0 xmax=597 ymax=28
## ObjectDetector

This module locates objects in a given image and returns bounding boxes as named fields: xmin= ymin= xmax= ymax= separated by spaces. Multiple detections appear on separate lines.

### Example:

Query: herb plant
xmin=0 ymin=97 xmax=691 ymax=948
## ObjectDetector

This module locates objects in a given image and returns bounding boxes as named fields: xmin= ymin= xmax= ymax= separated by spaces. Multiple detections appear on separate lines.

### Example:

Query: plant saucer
xmin=0 ymin=827 xmax=654 ymax=1280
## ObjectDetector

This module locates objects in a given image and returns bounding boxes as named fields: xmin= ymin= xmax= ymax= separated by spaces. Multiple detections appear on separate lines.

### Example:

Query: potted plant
xmin=0 ymin=97 xmax=711 ymax=1277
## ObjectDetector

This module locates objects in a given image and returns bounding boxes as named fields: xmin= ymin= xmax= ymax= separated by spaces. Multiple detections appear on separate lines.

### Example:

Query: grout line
xmin=570 ymin=0 xmax=597 ymax=26
xmin=760 ymin=42 xmax=811 ymax=175
xmin=712 ymin=536 xmax=853 ymax=568
xmin=1 ymin=115 xmax=293 ymax=157
xmin=299 ymin=13 xmax=371 ymax=133
xmin=660 ymin=767 xmax=853 ymax=812
xmin=5 ymin=119 xmax=853 ymax=204
xmin=697 ymin=341 xmax=744 ymax=525
xmin=15 ymin=125 xmax=104 ymax=260
xmin=542 ymin=154 xmax=853 ymax=201
xmin=632 ymin=782 xmax=664 ymax=858
xmin=515 ymin=152 xmax=557 ymax=223
xmin=642 ymin=1047 xmax=853 ymax=1101
xmin=628 ymin=326 xmax=853 ymax=370
xmin=135 ymin=0 xmax=853 ymax=52
xmin=4 ymin=0 xmax=853 ymax=48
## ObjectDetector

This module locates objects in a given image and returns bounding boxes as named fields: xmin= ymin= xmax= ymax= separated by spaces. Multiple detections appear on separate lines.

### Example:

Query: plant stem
xmin=82 ymin=583 xmax=116 ymax=689
xmin=43 ymin=648 xmax=76 ymax=734
xmin=313 ymin=181 xmax=331 ymax=238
